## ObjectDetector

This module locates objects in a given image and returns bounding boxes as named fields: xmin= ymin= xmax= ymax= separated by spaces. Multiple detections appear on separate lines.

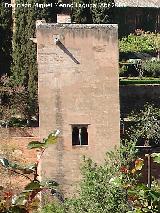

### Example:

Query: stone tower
xmin=36 ymin=22 xmax=120 ymax=195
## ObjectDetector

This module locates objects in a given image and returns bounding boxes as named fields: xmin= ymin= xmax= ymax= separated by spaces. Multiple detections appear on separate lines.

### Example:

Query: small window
xmin=71 ymin=124 xmax=89 ymax=146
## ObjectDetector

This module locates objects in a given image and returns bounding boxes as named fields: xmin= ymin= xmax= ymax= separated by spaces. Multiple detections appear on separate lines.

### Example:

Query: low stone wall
xmin=0 ymin=127 xmax=39 ymax=194
xmin=0 ymin=127 xmax=39 ymax=158
xmin=0 ymin=127 xmax=39 ymax=138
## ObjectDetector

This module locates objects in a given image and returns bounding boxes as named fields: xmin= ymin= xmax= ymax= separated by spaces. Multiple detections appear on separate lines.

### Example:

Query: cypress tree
xmin=0 ymin=0 xmax=12 ymax=75
xmin=11 ymin=0 xmax=58 ymax=120
xmin=71 ymin=0 xmax=115 ymax=24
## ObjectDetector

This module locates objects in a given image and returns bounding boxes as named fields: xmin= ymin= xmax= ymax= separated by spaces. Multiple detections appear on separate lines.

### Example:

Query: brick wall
xmin=36 ymin=23 xmax=120 ymax=195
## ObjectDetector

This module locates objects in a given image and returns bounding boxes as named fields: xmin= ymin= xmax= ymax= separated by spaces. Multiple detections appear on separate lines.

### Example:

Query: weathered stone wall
xmin=36 ymin=23 xmax=120 ymax=195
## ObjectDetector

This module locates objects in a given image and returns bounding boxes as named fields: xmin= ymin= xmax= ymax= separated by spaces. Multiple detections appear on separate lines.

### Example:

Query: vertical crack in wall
xmin=55 ymin=88 xmax=64 ymax=185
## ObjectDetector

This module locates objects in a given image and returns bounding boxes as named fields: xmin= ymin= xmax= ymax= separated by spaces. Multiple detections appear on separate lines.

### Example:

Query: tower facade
xmin=36 ymin=22 xmax=120 ymax=195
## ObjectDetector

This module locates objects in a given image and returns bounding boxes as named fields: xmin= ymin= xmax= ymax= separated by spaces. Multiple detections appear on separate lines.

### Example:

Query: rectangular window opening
xmin=71 ymin=124 xmax=89 ymax=146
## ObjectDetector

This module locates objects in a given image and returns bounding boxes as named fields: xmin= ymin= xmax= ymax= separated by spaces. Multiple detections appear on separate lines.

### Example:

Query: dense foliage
xmin=0 ymin=75 xmax=38 ymax=127
xmin=71 ymin=0 xmax=115 ymax=23
xmin=119 ymin=32 xmax=160 ymax=80
xmin=0 ymin=1 xmax=12 ymax=75
xmin=126 ymin=105 xmax=160 ymax=146
xmin=9 ymin=0 xmax=59 ymax=122
xmin=11 ymin=0 xmax=41 ymax=111
xmin=142 ymin=59 xmax=160 ymax=77
xmin=65 ymin=143 xmax=137 ymax=213
xmin=41 ymin=139 xmax=160 ymax=213
xmin=119 ymin=33 xmax=160 ymax=54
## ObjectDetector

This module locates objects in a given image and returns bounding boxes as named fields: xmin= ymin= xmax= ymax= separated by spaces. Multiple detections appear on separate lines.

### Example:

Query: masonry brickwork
xmin=36 ymin=23 xmax=120 ymax=195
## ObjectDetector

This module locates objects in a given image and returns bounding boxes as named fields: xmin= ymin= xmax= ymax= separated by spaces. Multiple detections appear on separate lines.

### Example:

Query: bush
xmin=65 ymin=141 xmax=139 ymax=213
xmin=126 ymin=104 xmax=160 ymax=146
xmin=40 ymin=202 xmax=65 ymax=213
xmin=119 ymin=33 xmax=160 ymax=54
xmin=40 ymin=137 xmax=160 ymax=213
xmin=142 ymin=59 xmax=160 ymax=77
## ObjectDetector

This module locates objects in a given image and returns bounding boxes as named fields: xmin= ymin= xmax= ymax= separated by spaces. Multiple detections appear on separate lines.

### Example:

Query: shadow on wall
xmin=55 ymin=39 xmax=80 ymax=64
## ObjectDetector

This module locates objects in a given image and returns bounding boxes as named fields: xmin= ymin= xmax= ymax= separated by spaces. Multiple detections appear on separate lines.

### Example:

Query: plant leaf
xmin=45 ymin=133 xmax=57 ymax=145
xmin=27 ymin=141 xmax=46 ymax=149
xmin=148 ymin=190 xmax=160 ymax=201
xmin=25 ymin=180 xmax=41 ymax=190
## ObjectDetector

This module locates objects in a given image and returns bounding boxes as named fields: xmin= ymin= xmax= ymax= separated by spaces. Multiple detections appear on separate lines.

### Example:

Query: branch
xmin=8 ymin=168 xmax=32 ymax=181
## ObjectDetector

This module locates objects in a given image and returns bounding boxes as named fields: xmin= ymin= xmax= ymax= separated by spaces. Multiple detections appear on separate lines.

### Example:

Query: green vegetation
xmin=126 ymin=104 xmax=160 ymax=146
xmin=40 ymin=202 xmax=65 ymax=213
xmin=0 ymin=130 xmax=60 ymax=212
xmin=65 ymin=142 xmax=138 ymax=213
xmin=0 ymin=1 xmax=12 ymax=74
xmin=119 ymin=33 xmax=160 ymax=54
xmin=0 ymin=1 xmax=59 ymax=124
xmin=142 ymin=59 xmax=160 ymax=77
xmin=0 ymin=75 xmax=38 ymax=127
xmin=71 ymin=0 xmax=115 ymax=23
xmin=11 ymin=0 xmax=45 ymax=120
xmin=119 ymin=32 xmax=160 ymax=82
xmin=39 ymin=142 xmax=160 ymax=213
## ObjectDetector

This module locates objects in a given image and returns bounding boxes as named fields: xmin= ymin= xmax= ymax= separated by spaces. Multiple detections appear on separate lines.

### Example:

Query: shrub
xmin=119 ymin=33 xmax=160 ymax=54
xmin=40 ymin=137 xmax=160 ymax=213
xmin=142 ymin=59 xmax=160 ymax=77
xmin=40 ymin=202 xmax=65 ymax=213
xmin=65 ymin=141 xmax=139 ymax=213
xmin=126 ymin=104 xmax=160 ymax=146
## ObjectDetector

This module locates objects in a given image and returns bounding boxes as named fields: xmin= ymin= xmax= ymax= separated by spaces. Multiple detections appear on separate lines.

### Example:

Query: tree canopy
xmin=0 ymin=0 xmax=12 ymax=75
xmin=71 ymin=0 xmax=115 ymax=24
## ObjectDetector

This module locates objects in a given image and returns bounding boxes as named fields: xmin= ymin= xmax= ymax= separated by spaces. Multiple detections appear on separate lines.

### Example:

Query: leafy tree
xmin=71 ymin=0 xmax=115 ymax=24
xmin=0 ymin=0 xmax=12 ymax=75
xmin=127 ymin=104 xmax=160 ymax=146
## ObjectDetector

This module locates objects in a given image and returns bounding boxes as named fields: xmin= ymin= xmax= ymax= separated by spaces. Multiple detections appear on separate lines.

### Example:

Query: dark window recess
xmin=72 ymin=127 xmax=79 ymax=146
xmin=72 ymin=125 xmax=89 ymax=146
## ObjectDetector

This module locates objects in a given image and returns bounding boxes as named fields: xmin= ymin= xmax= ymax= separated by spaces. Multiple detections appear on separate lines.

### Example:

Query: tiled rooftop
xmin=115 ymin=0 xmax=160 ymax=8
